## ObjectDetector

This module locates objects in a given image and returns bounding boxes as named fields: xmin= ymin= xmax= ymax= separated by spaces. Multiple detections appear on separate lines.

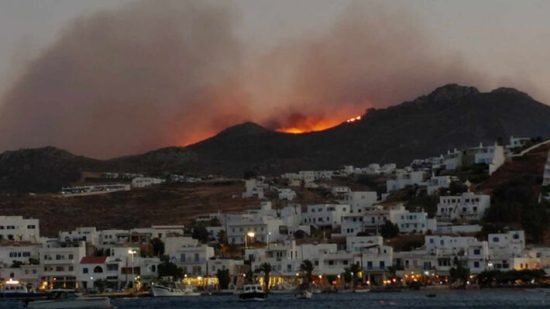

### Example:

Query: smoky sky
xmin=0 ymin=0 xmax=489 ymax=158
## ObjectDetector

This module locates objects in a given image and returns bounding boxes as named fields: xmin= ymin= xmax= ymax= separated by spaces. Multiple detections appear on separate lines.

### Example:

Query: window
xmin=93 ymin=266 xmax=103 ymax=273
xmin=27 ymin=225 xmax=36 ymax=229
xmin=83 ymin=268 xmax=89 ymax=274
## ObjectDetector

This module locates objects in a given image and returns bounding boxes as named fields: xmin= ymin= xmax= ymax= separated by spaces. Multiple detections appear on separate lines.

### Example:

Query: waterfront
xmin=1 ymin=290 xmax=549 ymax=309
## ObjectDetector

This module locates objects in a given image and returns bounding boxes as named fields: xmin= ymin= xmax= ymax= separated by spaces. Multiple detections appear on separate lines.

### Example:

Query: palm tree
xmin=259 ymin=263 xmax=272 ymax=292
xmin=345 ymin=262 xmax=362 ymax=290
xmin=300 ymin=260 xmax=314 ymax=284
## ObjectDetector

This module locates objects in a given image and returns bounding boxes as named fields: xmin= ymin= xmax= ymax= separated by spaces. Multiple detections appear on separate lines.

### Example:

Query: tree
xmin=300 ymin=260 xmax=314 ymax=284
xmin=344 ymin=262 xmax=362 ymax=289
xmin=217 ymin=230 xmax=227 ymax=244
xmin=158 ymin=256 xmax=183 ymax=279
xmin=380 ymin=221 xmax=399 ymax=238
xmin=449 ymin=257 xmax=470 ymax=289
xmin=192 ymin=226 xmax=210 ymax=243
xmin=258 ymin=263 xmax=272 ymax=292
xmin=245 ymin=269 xmax=254 ymax=284
xmin=216 ymin=269 xmax=231 ymax=290
xmin=293 ymin=230 xmax=307 ymax=240
xmin=151 ymin=238 xmax=165 ymax=257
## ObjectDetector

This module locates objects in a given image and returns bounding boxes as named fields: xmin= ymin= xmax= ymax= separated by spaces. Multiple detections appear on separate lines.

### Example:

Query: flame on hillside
xmin=275 ymin=113 xmax=363 ymax=134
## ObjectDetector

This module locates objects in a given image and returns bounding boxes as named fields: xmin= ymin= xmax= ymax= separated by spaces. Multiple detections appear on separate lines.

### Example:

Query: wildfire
xmin=276 ymin=113 xmax=363 ymax=134
xmin=346 ymin=115 xmax=362 ymax=123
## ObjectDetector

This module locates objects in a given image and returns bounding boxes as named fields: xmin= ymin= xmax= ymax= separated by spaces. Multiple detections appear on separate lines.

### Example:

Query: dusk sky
xmin=0 ymin=0 xmax=549 ymax=158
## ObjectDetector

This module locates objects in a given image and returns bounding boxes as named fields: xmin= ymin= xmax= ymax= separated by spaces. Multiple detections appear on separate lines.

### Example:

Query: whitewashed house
xmin=77 ymin=256 xmax=121 ymax=290
xmin=425 ymin=175 xmax=451 ymax=195
xmin=340 ymin=191 xmax=378 ymax=214
xmin=278 ymin=188 xmax=297 ymax=201
xmin=40 ymin=240 xmax=86 ymax=289
xmin=131 ymin=177 xmax=165 ymax=188
xmin=0 ymin=216 xmax=40 ymax=242
xmin=466 ymin=143 xmax=505 ymax=175
xmin=386 ymin=171 xmax=425 ymax=193
xmin=59 ymin=227 xmax=99 ymax=246
xmin=242 ymin=178 xmax=266 ymax=199
xmin=443 ymin=149 xmax=462 ymax=171
xmin=425 ymin=235 xmax=489 ymax=273
xmin=436 ymin=192 xmax=490 ymax=222
xmin=301 ymin=204 xmax=351 ymax=229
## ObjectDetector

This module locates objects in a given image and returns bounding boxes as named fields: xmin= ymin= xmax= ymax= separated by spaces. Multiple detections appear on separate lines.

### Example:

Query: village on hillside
xmin=1 ymin=136 xmax=550 ymax=295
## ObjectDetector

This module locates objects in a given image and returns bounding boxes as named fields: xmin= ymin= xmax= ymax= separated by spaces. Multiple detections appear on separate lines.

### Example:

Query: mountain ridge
xmin=3 ymin=84 xmax=550 ymax=192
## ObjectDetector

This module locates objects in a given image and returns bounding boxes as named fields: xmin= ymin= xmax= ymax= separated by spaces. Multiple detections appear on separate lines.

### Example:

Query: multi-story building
xmin=386 ymin=171 xmax=425 ymax=193
xmin=301 ymin=204 xmax=350 ymax=229
xmin=40 ymin=240 xmax=86 ymax=289
xmin=0 ymin=216 xmax=40 ymax=242
xmin=436 ymin=192 xmax=490 ymax=222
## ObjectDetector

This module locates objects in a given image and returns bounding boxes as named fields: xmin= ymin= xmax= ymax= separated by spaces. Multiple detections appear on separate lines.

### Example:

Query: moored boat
xmin=151 ymin=283 xmax=201 ymax=297
xmin=238 ymin=284 xmax=266 ymax=301
xmin=295 ymin=289 xmax=312 ymax=299
xmin=0 ymin=279 xmax=43 ymax=299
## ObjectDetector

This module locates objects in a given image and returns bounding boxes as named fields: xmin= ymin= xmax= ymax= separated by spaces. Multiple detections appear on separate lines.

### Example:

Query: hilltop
xmin=3 ymin=84 xmax=550 ymax=192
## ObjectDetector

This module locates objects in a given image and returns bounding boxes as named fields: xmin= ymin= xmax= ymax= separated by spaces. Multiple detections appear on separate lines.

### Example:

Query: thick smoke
xmin=0 ymin=0 xmax=251 ymax=158
xmin=248 ymin=2 xmax=486 ymax=128
xmin=0 ymin=0 xmax=487 ymax=158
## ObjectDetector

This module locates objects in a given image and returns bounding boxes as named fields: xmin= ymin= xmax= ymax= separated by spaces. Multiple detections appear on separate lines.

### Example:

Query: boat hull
xmin=151 ymin=285 xmax=201 ymax=297
xmin=26 ymin=297 xmax=112 ymax=309
xmin=238 ymin=292 xmax=266 ymax=301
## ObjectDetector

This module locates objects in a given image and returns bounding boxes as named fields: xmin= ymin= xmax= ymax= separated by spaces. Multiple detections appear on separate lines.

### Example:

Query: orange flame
xmin=277 ymin=113 xmax=363 ymax=134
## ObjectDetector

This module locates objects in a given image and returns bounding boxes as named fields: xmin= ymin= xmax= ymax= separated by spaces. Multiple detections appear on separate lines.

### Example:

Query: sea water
xmin=1 ymin=289 xmax=548 ymax=308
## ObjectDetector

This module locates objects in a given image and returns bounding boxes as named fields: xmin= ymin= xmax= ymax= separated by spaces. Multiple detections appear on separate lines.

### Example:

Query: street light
xmin=266 ymin=232 xmax=272 ymax=249
xmin=128 ymin=249 xmax=137 ymax=290
xmin=245 ymin=232 xmax=255 ymax=249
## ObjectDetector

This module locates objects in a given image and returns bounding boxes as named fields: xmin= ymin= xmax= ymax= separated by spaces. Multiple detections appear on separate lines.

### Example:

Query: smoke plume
xmin=0 ymin=0 xmax=487 ymax=158
xmin=0 ymin=0 xmax=251 ymax=158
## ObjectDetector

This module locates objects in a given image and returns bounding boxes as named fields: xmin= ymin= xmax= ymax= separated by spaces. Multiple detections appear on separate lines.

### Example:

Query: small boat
xmin=151 ymin=283 xmax=201 ymax=297
xmin=238 ymin=284 xmax=266 ymax=301
xmin=0 ymin=279 xmax=43 ymax=299
xmin=426 ymin=293 xmax=437 ymax=298
xmin=353 ymin=288 xmax=370 ymax=293
xmin=295 ymin=289 xmax=312 ymax=299
xmin=26 ymin=290 xmax=112 ymax=309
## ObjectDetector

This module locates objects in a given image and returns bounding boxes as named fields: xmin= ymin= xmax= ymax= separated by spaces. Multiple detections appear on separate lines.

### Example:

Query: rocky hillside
xmin=3 ymin=84 xmax=550 ymax=192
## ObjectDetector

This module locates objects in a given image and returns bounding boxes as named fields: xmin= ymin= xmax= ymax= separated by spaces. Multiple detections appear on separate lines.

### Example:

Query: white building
xmin=425 ymin=235 xmax=489 ymax=273
xmin=345 ymin=204 xmax=434 ymax=235
xmin=278 ymin=188 xmax=297 ymax=201
xmin=131 ymin=177 xmax=164 ymax=188
xmin=226 ymin=213 xmax=282 ymax=245
xmin=77 ymin=256 xmax=120 ymax=290
xmin=436 ymin=192 xmax=490 ymax=222
xmin=40 ymin=240 xmax=87 ymax=289
xmin=443 ymin=149 xmax=463 ymax=171
xmin=61 ymin=184 xmax=131 ymax=196
xmin=467 ymin=143 xmax=505 ymax=175
xmin=301 ymin=204 xmax=350 ymax=228
xmin=340 ymin=191 xmax=377 ymax=214
xmin=386 ymin=171 xmax=425 ymax=193
xmin=0 ymin=243 xmax=41 ymax=267
xmin=0 ymin=216 xmax=40 ymax=242
xmin=506 ymin=136 xmax=531 ymax=151
xmin=59 ymin=227 xmax=99 ymax=246
xmin=242 ymin=179 xmax=266 ymax=199
xmin=425 ymin=175 xmax=451 ymax=195
xmin=207 ymin=258 xmax=245 ymax=277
